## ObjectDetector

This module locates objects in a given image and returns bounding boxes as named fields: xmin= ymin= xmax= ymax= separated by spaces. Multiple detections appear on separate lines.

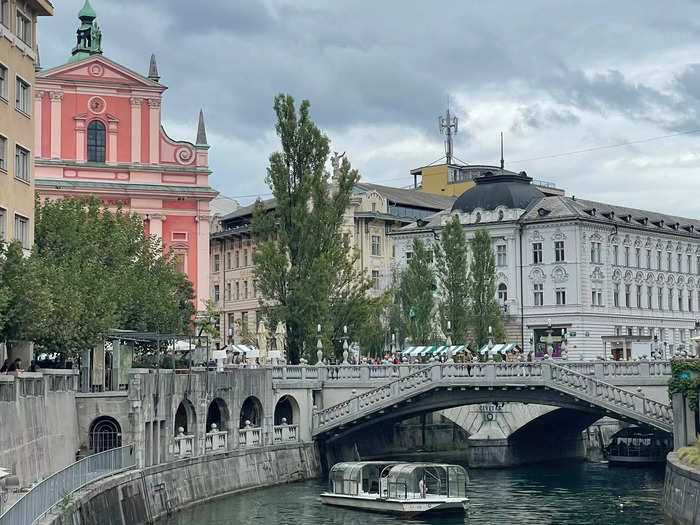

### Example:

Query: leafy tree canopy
xmin=397 ymin=238 xmax=437 ymax=346
xmin=0 ymin=197 xmax=195 ymax=359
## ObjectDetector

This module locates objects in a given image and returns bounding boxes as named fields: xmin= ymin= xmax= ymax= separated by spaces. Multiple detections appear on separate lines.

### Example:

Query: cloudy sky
xmin=38 ymin=1 xmax=700 ymax=217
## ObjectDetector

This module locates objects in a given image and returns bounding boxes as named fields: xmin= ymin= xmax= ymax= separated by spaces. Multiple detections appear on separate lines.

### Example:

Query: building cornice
xmin=36 ymin=158 xmax=211 ymax=176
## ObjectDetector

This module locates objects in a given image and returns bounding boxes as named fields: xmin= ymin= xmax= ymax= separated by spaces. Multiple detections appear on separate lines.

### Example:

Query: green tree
xmin=397 ymin=238 xmax=437 ymax=345
xmin=26 ymin=197 xmax=194 ymax=359
xmin=466 ymin=228 xmax=504 ymax=349
xmin=252 ymin=94 xmax=368 ymax=363
xmin=434 ymin=215 xmax=470 ymax=345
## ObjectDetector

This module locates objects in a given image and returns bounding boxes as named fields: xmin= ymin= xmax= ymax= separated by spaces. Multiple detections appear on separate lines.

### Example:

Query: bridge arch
xmin=89 ymin=416 xmax=122 ymax=453
xmin=175 ymin=398 xmax=197 ymax=435
xmin=206 ymin=397 xmax=230 ymax=433
xmin=274 ymin=394 xmax=300 ymax=425
xmin=240 ymin=395 xmax=263 ymax=428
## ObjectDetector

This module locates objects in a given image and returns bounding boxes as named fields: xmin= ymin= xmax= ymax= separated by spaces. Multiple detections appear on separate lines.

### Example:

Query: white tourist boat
xmin=320 ymin=461 xmax=469 ymax=517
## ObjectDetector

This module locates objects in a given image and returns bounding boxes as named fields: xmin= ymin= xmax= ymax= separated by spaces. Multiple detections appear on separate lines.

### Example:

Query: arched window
xmin=87 ymin=120 xmax=106 ymax=162
xmin=89 ymin=416 xmax=121 ymax=453
xmin=498 ymin=283 xmax=508 ymax=303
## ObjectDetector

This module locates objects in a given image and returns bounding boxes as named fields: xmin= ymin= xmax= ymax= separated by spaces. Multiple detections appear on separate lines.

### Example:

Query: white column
xmin=148 ymin=98 xmax=160 ymax=164
xmin=149 ymin=214 xmax=164 ymax=245
xmin=107 ymin=120 xmax=118 ymax=164
xmin=49 ymin=91 xmax=63 ymax=159
xmin=75 ymin=118 xmax=86 ymax=162
xmin=130 ymin=97 xmax=142 ymax=164
xmin=197 ymin=214 xmax=211 ymax=307
xmin=34 ymin=90 xmax=44 ymax=157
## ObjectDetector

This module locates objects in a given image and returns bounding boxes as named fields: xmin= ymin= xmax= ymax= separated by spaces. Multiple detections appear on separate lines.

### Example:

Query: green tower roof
xmin=69 ymin=0 xmax=103 ymax=63
xmin=78 ymin=0 xmax=96 ymax=20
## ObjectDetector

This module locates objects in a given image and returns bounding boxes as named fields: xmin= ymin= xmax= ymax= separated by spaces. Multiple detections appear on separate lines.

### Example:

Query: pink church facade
xmin=33 ymin=53 xmax=216 ymax=309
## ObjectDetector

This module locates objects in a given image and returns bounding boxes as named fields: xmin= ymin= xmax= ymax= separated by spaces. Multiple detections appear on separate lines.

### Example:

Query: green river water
xmin=161 ymin=461 xmax=667 ymax=525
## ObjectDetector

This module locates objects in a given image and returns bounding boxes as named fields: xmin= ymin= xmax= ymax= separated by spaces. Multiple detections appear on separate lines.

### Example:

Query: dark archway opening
xmin=89 ymin=416 xmax=122 ymax=453
xmin=240 ymin=396 xmax=263 ymax=428
xmin=174 ymin=399 xmax=196 ymax=435
xmin=206 ymin=397 xmax=230 ymax=433
xmin=274 ymin=395 xmax=299 ymax=425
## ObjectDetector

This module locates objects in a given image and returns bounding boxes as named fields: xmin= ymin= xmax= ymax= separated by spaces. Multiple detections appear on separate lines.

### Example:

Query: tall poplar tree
xmin=397 ymin=238 xmax=437 ymax=345
xmin=467 ymin=228 xmax=505 ymax=349
xmin=434 ymin=215 xmax=470 ymax=345
xmin=252 ymin=94 xmax=367 ymax=363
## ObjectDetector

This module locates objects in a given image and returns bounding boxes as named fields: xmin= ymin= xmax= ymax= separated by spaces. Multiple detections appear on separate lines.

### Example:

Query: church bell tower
xmin=70 ymin=0 xmax=103 ymax=62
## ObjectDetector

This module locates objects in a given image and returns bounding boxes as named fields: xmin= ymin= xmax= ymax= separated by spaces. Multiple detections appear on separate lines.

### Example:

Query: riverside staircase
xmin=312 ymin=362 xmax=673 ymax=437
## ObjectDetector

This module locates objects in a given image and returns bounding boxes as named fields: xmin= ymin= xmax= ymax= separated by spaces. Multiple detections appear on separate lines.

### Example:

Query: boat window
xmin=448 ymin=466 xmax=468 ymax=498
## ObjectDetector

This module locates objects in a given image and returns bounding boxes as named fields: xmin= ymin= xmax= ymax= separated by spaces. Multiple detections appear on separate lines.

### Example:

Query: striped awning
xmin=478 ymin=343 xmax=518 ymax=355
xmin=402 ymin=345 xmax=469 ymax=357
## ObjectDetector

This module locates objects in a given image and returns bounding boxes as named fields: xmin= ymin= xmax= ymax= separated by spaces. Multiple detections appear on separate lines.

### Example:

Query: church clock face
xmin=88 ymin=96 xmax=106 ymax=114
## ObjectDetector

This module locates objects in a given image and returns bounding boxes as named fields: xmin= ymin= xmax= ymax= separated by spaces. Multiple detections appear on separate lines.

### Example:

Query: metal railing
xmin=0 ymin=444 xmax=136 ymax=525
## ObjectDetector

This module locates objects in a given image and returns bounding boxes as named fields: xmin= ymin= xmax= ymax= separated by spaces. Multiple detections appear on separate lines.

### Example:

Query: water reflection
xmin=162 ymin=462 xmax=667 ymax=525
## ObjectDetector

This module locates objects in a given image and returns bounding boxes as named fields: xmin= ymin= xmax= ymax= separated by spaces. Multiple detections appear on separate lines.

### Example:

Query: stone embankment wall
xmin=39 ymin=442 xmax=320 ymax=525
xmin=0 ymin=371 xmax=80 ymax=487
xmin=663 ymin=452 xmax=700 ymax=524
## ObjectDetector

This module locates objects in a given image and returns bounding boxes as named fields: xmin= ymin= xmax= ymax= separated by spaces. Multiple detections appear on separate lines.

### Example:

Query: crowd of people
xmin=0 ymin=358 xmax=41 ymax=374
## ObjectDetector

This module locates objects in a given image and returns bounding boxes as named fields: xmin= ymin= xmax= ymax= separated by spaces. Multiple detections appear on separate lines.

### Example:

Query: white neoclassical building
xmin=390 ymin=169 xmax=700 ymax=359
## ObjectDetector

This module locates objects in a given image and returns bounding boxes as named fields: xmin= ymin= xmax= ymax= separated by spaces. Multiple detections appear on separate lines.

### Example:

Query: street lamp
xmin=560 ymin=330 xmax=568 ymax=359
xmin=342 ymin=325 xmax=350 ymax=364
xmin=316 ymin=324 xmax=323 ymax=366
xmin=227 ymin=327 xmax=233 ymax=346
xmin=487 ymin=325 xmax=493 ymax=361
xmin=391 ymin=332 xmax=397 ymax=359
xmin=445 ymin=320 xmax=453 ymax=362
xmin=546 ymin=318 xmax=553 ymax=357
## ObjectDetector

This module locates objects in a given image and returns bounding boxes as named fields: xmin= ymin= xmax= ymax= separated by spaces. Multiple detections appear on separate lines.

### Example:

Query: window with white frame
xmin=678 ymin=253 xmax=682 ymax=273
xmin=555 ymin=288 xmax=566 ymax=305
xmin=0 ymin=134 xmax=6 ymax=171
xmin=15 ymin=76 xmax=30 ymax=114
xmin=534 ymin=283 xmax=543 ymax=306
xmin=679 ymin=289 xmax=683 ymax=311
xmin=371 ymin=235 xmax=381 ymax=256
xmin=16 ymin=9 xmax=31 ymax=45
xmin=613 ymin=245 xmax=618 ymax=265
xmin=14 ymin=214 xmax=28 ymax=248
xmin=235 ymin=281 xmax=240 ymax=300
xmin=668 ymin=288 xmax=674 ymax=311
xmin=657 ymin=250 xmax=662 ymax=270
xmin=689 ymin=293 xmax=693 ymax=313
xmin=532 ymin=242 xmax=542 ymax=264
xmin=14 ymin=145 xmax=29 ymax=182
xmin=0 ymin=207 xmax=5 ymax=241
xmin=647 ymin=286 xmax=652 ymax=310
xmin=244 ymin=280 xmax=249 ymax=299
xmin=658 ymin=287 xmax=663 ymax=311
xmin=625 ymin=284 xmax=631 ymax=307
xmin=624 ymin=246 xmax=630 ymax=266
xmin=591 ymin=288 xmax=602 ymax=306
xmin=0 ymin=64 xmax=7 ymax=100
xmin=647 ymin=249 xmax=652 ymax=269
xmin=667 ymin=252 xmax=672 ymax=271
xmin=498 ymin=283 xmax=507 ymax=303
xmin=635 ymin=248 xmax=641 ymax=268
xmin=214 ymin=285 xmax=220 ymax=302
xmin=0 ymin=1 xmax=8 ymax=27
xmin=613 ymin=283 xmax=620 ymax=307
xmin=688 ymin=254 xmax=692 ymax=274
xmin=213 ymin=254 xmax=220 ymax=273
xmin=372 ymin=270 xmax=380 ymax=290
xmin=496 ymin=244 xmax=506 ymax=266
xmin=554 ymin=241 xmax=565 ymax=262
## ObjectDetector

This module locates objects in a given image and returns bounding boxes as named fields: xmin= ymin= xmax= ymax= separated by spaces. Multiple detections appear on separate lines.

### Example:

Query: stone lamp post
xmin=445 ymin=320 xmax=453 ymax=362
xmin=316 ymin=324 xmax=324 ymax=366
xmin=546 ymin=318 xmax=553 ymax=357
xmin=342 ymin=325 xmax=349 ymax=364
xmin=487 ymin=325 xmax=493 ymax=361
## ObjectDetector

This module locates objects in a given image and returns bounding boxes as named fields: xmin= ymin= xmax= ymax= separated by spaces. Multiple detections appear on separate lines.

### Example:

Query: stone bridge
xmin=305 ymin=361 xmax=673 ymax=442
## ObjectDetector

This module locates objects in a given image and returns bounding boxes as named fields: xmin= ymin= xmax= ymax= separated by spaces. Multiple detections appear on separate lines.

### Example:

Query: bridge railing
xmin=273 ymin=360 xmax=671 ymax=386
xmin=0 ymin=444 xmax=135 ymax=525
xmin=313 ymin=362 xmax=674 ymax=434
xmin=273 ymin=424 xmax=299 ymax=443
xmin=239 ymin=427 xmax=263 ymax=447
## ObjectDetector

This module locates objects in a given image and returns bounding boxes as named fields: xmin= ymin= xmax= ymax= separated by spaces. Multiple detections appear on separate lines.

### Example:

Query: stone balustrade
xmin=238 ymin=426 xmax=263 ymax=448
xmin=0 ymin=369 xmax=78 ymax=402
xmin=273 ymin=423 xmax=299 ymax=443
xmin=173 ymin=431 xmax=194 ymax=458
xmin=271 ymin=360 xmax=672 ymax=387
xmin=204 ymin=424 xmax=228 ymax=453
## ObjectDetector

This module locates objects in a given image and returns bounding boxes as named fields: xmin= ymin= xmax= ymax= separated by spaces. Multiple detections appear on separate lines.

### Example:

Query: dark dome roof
xmin=452 ymin=170 xmax=544 ymax=213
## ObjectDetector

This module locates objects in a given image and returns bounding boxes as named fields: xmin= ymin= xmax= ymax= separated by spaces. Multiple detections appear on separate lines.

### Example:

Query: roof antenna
xmin=500 ymin=132 xmax=504 ymax=170
xmin=439 ymin=98 xmax=458 ymax=165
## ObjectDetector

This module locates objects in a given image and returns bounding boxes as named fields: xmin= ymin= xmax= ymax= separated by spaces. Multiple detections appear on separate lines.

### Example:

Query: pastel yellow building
xmin=0 ymin=0 xmax=53 ymax=250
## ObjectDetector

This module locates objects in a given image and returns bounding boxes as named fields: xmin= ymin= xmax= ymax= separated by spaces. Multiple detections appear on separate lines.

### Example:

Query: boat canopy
xmin=328 ymin=462 xmax=398 ymax=496
xmin=385 ymin=463 xmax=468 ymax=500
xmin=401 ymin=345 xmax=469 ymax=357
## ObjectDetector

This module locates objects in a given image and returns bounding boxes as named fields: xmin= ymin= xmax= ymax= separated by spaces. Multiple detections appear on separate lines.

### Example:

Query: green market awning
xmin=402 ymin=345 xmax=469 ymax=357
xmin=478 ymin=343 xmax=518 ymax=355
